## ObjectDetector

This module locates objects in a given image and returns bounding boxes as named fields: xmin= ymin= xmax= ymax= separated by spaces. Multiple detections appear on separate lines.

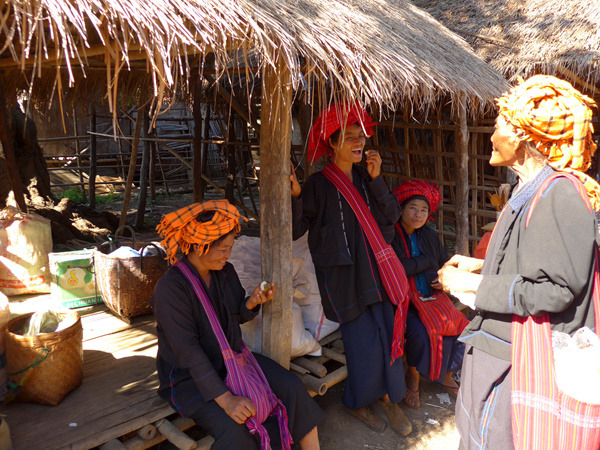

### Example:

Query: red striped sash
xmin=511 ymin=172 xmax=600 ymax=449
xmin=176 ymin=262 xmax=293 ymax=450
xmin=395 ymin=226 xmax=469 ymax=380
xmin=321 ymin=163 xmax=410 ymax=361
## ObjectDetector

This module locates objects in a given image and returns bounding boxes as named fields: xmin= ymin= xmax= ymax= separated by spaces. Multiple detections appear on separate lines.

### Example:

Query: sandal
xmin=403 ymin=386 xmax=421 ymax=408
xmin=442 ymin=384 xmax=459 ymax=397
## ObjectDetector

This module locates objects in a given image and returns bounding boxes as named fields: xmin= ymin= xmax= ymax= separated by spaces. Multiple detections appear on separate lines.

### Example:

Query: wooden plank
xmin=454 ymin=95 xmax=470 ymax=255
xmin=259 ymin=55 xmax=293 ymax=369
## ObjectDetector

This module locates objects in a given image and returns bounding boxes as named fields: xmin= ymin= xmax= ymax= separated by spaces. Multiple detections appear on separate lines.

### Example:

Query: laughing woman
xmin=151 ymin=200 xmax=323 ymax=449
xmin=291 ymin=102 xmax=412 ymax=436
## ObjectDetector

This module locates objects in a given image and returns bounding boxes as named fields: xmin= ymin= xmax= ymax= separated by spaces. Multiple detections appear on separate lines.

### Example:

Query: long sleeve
xmin=153 ymin=272 xmax=228 ymax=401
xmin=475 ymin=179 xmax=596 ymax=317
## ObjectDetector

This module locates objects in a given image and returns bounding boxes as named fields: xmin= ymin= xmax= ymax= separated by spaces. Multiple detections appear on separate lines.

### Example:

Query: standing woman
xmin=152 ymin=200 xmax=323 ymax=449
xmin=291 ymin=102 xmax=412 ymax=436
xmin=391 ymin=180 xmax=468 ymax=409
xmin=438 ymin=76 xmax=600 ymax=449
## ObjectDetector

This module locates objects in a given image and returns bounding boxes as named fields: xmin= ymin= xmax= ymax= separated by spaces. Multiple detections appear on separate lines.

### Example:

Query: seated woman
xmin=391 ymin=181 xmax=469 ymax=408
xmin=151 ymin=200 xmax=323 ymax=450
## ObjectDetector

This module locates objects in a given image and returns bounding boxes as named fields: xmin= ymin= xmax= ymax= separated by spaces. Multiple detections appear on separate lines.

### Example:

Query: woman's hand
xmin=215 ymin=391 xmax=257 ymax=424
xmin=444 ymin=254 xmax=484 ymax=274
xmin=430 ymin=277 xmax=443 ymax=290
xmin=290 ymin=162 xmax=302 ymax=198
xmin=365 ymin=149 xmax=382 ymax=179
xmin=245 ymin=283 xmax=275 ymax=310
xmin=437 ymin=265 xmax=482 ymax=295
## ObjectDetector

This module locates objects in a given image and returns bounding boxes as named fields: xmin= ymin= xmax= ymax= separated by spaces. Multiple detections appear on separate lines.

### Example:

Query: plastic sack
xmin=230 ymin=236 xmax=321 ymax=358
xmin=292 ymin=234 xmax=340 ymax=341
xmin=19 ymin=309 xmax=75 ymax=336
xmin=0 ymin=206 xmax=52 ymax=296
xmin=552 ymin=327 xmax=600 ymax=404
xmin=108 ymin=246 xmax=140 ymax=258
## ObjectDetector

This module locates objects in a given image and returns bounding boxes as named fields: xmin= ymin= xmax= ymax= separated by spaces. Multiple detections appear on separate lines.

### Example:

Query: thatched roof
xmin=412 ymin=0 xmax=600 ymax=91
xmin=0 ymin=0 xmax=508 ymax=116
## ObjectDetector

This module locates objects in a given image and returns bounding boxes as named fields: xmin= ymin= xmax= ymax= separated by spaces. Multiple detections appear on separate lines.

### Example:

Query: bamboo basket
xmin=94 ymin=241 xmax=168 ymax=322
xmin=5 ymin=312 xmax=83 ymax=406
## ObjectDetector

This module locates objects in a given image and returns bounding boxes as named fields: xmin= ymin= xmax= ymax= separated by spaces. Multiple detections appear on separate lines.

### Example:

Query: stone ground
xmin=114 ymin=191 xmax=462 ymax=449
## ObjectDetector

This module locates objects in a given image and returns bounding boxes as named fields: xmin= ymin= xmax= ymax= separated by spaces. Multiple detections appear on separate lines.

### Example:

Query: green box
xmin=49 ymin=250 xmax=103 ymax=309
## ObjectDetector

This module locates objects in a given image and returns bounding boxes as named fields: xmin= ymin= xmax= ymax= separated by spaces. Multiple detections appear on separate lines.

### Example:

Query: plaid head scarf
xmin=393 ymin=180 xmax=442 ymax=222
xmin=496 ymin=75 xmax=600 ymax=211
xmin=156 ymin=200 xmax=246 ymax=263
xmin=307 ymin=101 xmax=376 ymax=163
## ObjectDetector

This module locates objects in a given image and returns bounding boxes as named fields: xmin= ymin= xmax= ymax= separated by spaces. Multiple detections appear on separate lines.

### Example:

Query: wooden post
xmin=73 ymin=107 xmax=86 ymax=202
xmin=135 ymin=113 xmax=151 ymax=228
xmin=225 ymin=114 xmax=237 ymax=202
xmin=150 ymin=139 xmax=156 ymax=201
xmin=192 ymin=78 xmax=204 ymax=202
xmin=119 ymin=97 xmax=145 ymax=228
xmin=89 ymin=105 xmax=97 ymax=209
xmin=259 ymin=54 xmax=293 ymax=368
xmin=454 ymin=95 xmax=470 ymax=255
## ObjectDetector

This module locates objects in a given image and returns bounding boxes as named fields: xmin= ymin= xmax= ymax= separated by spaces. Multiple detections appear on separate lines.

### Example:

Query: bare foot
xmin=403 ymin=367 xmax=420 ymax=408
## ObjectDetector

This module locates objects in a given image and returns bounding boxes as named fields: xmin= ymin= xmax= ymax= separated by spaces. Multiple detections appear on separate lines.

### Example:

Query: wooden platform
xmin=0 ymin=307 xmax=179 ymax=450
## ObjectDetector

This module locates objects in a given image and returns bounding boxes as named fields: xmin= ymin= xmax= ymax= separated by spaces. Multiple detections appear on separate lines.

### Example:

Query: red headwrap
xmin=307 ymin=102 xmax=376 ymax=163
xmin=393 ymin=180 xmax=441 ymax=222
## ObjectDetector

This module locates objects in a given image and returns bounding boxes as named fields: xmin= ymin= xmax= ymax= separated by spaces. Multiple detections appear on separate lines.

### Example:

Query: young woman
xmin=290 ymin=102 xmax=412 ymax=436
xmin=152 ymin=200 xmax=323 ymax=449
xmin=391 ymin=180 xmax=468 ymax=408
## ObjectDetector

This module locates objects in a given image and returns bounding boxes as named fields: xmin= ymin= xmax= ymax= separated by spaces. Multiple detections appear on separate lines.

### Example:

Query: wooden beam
xmin=259 ymin=56 xmax=293 ymax=368
xmin=454 ymin=96 xmax=470 ymax=255
xmin=192 ymin=78 xmax=205 ymax=202
xmin=89 ymin=105 xmax=97 ymax=209
xmin=134 ymin=113 xmax=151 ymax=228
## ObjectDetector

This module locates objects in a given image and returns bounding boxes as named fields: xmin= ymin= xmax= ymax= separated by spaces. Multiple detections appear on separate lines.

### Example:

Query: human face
xmin=401 ymin=198 xmax=430 ymax=235
xmin=197 ymin=233 xmax=235 ymax=272
xmin=490 ymin=115 xmax=522 ymax=167
xmin=330 ymin=123 xmax=367 ymax=167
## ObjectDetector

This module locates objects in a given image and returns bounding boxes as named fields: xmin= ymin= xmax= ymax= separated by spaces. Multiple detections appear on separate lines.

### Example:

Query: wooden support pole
xmin=149 ymin=140 xmax=156 ymax=201
xmin=119 ymin=98 xmax=145 ymax=228
xmin=73 ymin=107 xmax=87 ymax=202
xmin=454 ymin=96 xmax=470 ymax=255
xmin=135 ymin=113 xmax=151 ymax=228
xmin=89 ymin=105 xmax=97 ymax=209
xmin=192 ymin=78 xmax=205 ymax=202
xmin=259 ymin=54 xmax=293 ymax=368
xmin=0 ymin=101 xmax=26 ymax=211
xmin=225 ymin=113 xmax=237 ymax=202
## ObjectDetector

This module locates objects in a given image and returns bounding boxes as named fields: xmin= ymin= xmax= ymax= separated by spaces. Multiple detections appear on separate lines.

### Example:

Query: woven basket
xmin=5 ymin=312 xmax=83 ymax=406
xmin=94 ymin=242 xmax=168 ymax=320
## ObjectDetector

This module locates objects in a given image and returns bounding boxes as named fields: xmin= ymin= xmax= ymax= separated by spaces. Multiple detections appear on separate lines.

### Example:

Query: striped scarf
xmin=176 ymin=262 xmax=292 ymax=450
xmin=395 ymin=225 xmax=469 ymax=380
xmin=156 ymin=200 xmax=246 ymax=264
xmin=321 ymin=163 xmax=410 ymax=361
xmin=511 ymin=172 xmax=600 ymax=449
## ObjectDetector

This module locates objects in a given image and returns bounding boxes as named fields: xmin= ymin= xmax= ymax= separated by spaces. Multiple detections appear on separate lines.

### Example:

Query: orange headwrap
xmin=156 ymin=200 xmax=246 ymax=263
xmin=496 ymin=75 xmax=600 ymax=210
xmin=308 ymin=102 xmax=376 ymax=163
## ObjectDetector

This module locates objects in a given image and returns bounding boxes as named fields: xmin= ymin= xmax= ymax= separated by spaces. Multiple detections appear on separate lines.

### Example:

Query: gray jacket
xmin=460 ymin=165 xmax=598 ymax=361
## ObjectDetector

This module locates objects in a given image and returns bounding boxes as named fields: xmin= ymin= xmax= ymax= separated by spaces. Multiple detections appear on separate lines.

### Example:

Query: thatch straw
xmin=412 ymin=0 xmax=600 ymax=91
xmin=0 ymin=0 xmax=508 ymax=119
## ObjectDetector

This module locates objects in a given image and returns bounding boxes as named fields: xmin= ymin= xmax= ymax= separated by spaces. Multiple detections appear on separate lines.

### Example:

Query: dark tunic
xmin=151 ymin=258 xmax=323 ymax=449
xmin=292 ymin=164 xmax=406 ymax=409
xmin=456 ymin=166 xmax=598 ymax=449
xmin=392 ymin=224 xmax=465 ymax=382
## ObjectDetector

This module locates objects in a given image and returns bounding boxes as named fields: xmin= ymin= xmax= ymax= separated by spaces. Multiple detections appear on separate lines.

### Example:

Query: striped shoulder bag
xmin=511 ymin=172 xmax=600 ymax=449
xmin=175 ymin=261 xmax=292 ymax=450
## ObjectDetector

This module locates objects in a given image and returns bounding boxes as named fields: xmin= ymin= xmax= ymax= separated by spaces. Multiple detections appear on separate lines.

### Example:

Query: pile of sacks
xmin=229 ymin=234 xmax=339 ymax=359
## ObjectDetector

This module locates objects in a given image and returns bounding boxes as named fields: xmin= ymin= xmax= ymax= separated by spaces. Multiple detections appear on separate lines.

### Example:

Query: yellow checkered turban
xmin=497 ymin=75 xmax=600 ymax=211
xmin=156 ymin=200 xmax=246 ymax=263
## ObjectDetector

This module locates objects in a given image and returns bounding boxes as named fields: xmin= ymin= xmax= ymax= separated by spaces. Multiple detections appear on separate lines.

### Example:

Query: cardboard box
xmin=49 ymin=250 xmax=103 ymax=309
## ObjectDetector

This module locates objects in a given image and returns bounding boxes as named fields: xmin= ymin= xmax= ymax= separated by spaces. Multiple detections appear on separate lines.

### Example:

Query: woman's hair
xmin=401 ymin=195 xmax=430 ymax=212
xmin=329 ymin=128 xmax=342 ymax=148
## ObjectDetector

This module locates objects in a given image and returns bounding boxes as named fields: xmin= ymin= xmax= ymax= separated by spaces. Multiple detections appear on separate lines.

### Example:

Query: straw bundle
xmin=0 ymin=0 xmax=507 ymax=120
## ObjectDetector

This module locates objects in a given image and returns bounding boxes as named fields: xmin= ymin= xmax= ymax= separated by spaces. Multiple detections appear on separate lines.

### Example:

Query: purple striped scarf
xmin=176 ymin=261 xmax=293 ymax=449
xmin=322 ymin=163 xmax=410 ymax=361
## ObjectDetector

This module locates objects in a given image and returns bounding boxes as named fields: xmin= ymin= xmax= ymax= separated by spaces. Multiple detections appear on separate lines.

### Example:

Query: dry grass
xmin=0 ymin=0 xmax=508 ymax=121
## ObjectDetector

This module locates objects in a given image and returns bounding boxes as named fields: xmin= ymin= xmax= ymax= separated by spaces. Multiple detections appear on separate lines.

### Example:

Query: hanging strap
xmin=511 ymin=172 xmax=600 ymax=449
xmin=321 ymin=163 xmax=409 ymax=360
xmin=175 ymin=262 xmax=292 ymax=450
